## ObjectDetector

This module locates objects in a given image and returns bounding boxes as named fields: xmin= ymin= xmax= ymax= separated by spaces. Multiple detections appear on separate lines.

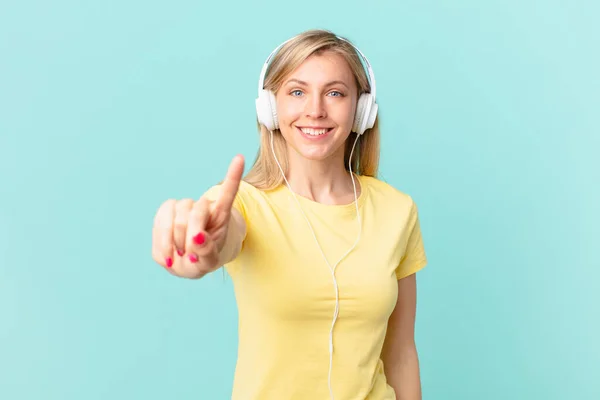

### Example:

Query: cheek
xmin=276 ymin=97 xmax=300 ymax=123
xmin=275 ymin=100 xmax=297 ymax=140
xmin=332 ymin=101 xmax=356 ymax=126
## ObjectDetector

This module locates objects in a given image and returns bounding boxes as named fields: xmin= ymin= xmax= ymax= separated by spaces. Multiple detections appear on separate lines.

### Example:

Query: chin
xmin=292 ymin=141 xmax=345 ymax=162
xmin=296 ymin=149 xmax=335 ymax=161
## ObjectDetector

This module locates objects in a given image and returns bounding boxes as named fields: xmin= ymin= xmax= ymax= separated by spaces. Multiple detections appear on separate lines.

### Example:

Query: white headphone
xmin=255 ymin=34 xmax=377 ymax=400
xmin=256 ymin=34 xmax=378 ymax=135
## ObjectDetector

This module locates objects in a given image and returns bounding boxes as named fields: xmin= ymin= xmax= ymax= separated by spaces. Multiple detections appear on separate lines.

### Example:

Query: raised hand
xmin=152 ymin=155 xmax=246 ymax=278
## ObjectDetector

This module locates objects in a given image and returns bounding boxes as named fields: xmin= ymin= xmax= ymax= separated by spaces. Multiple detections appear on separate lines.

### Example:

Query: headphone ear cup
xmin=354 ymin=94 xmax=374 ymax=135
xmin=256 ymin=90 xmax=278 ymax=131
xmin=354 ymin=93 xmax=378 ymax=135
xmin=353 ymin=94 xmax=366 ymax=134
xmin=268 ymin=90 xmax=278 ymax=130
xmin=366 ymin=101 xmax=378 ymax=131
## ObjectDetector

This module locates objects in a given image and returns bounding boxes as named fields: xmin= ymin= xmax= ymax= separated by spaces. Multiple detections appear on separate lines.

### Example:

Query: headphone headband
xmin=257 ymin=34 xmax=377 ymax=99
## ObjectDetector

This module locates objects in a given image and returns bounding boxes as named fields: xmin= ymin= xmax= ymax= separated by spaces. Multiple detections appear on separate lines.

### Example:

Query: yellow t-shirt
xmin=207 ymin=174 xmax=427 ymax=400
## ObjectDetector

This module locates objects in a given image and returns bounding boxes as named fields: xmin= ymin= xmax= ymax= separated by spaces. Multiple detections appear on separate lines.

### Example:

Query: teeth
xmin=300 ymin=127 xmax=330 ymax=136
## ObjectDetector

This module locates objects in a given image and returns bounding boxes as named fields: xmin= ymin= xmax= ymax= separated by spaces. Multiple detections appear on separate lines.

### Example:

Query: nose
xmin=305 ymin=94 xmax=327 ymax=119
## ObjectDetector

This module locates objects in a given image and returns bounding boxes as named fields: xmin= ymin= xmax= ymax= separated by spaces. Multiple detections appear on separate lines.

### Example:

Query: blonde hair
xmin=243 ymin=29 xmax=381 ymax=190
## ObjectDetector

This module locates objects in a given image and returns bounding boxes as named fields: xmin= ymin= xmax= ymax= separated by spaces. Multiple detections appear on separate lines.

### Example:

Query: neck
xmin=283 ymin=150 xmax=359 ymax=206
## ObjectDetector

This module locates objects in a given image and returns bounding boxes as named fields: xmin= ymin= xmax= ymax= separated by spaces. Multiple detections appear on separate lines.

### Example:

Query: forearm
xmin=385 ymin=344 xmax=422 ymax=400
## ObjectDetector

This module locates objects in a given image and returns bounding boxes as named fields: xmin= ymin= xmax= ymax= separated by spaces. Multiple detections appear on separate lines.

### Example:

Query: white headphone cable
xmin=269 ymin=129 xmax=362 ymax=400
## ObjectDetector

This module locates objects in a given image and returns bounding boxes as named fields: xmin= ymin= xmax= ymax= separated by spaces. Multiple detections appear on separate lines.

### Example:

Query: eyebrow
xmin=284 ymin=78 xmax=349 ymax=89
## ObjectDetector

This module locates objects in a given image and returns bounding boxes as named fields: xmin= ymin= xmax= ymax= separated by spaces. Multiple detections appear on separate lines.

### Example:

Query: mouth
xmin=296 ymin=126 xmax=334 ymax=140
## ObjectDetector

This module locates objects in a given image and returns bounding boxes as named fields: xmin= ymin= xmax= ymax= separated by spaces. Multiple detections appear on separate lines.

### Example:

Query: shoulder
xmin=361 ymin=177 xmax=425 ymax=254
xmin=204 ymin=179 xmax=262 ymax=201
xmin=205 ymin=179 xmax=276 ymax=216
xmin=236 ymin=179 xmax=271 ymax=204
xmin=361 ymin=175 xmax=416 ymax=211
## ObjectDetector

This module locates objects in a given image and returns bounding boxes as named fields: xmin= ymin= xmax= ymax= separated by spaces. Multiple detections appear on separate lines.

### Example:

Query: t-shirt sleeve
xmin=395 ymin=198 xmax=428 ymax=280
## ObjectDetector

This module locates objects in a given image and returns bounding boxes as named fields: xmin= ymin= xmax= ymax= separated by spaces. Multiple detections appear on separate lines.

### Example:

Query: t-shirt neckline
xmin=279 ymin=173 xmax=368 ymax=216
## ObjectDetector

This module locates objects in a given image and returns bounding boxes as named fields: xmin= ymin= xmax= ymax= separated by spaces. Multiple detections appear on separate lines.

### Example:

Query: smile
xmin=296 ymin=126 xmax=334 ymax=139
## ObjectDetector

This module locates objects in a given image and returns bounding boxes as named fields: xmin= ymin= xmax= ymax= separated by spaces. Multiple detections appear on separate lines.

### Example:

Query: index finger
xmin=215 ymin=154 xmax=245 ymax=212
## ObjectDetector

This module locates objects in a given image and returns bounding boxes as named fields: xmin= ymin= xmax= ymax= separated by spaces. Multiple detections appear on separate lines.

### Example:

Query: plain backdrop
xmin=1 ymin=1 xmax=598 ymax=399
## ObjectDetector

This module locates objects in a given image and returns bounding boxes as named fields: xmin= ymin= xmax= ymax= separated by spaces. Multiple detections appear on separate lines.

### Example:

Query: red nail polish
xmin=177 ymin=249 xmax=184 ymax=256
xmin=193 ymin=232 xmax=205 ymax=245
xmin=189 ymin=254 xmax=198 ymax=263
xmin=166 ymin=257 xmax=173 ymax=268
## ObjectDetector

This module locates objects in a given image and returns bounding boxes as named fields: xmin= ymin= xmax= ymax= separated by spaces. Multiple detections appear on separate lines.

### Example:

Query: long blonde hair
xmin=244 ymin=29 xmax=381 ymax=191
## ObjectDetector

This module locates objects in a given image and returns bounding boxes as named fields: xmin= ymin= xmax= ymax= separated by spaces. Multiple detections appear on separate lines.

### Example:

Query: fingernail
xmin=193 ymin=232 xmax=205 ymax=245
xmin=189 ymin=254 xmax=198 ymax=263
xmin=177 ymin=249 xmax=184 ymax=257
xmin=166 ymin=257 xmax=173 ymax=268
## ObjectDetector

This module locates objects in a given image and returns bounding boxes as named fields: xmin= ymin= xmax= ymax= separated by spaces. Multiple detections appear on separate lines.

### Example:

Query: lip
xmin=295 ymin=126 xmax=334 ymax=140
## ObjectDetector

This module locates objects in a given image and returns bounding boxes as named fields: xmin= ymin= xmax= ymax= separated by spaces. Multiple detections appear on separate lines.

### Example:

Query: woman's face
xmin=275 ymin=50 xmax=358 ymax=163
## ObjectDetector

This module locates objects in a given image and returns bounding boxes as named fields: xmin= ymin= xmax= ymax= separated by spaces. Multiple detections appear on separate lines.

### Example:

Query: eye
xmin=290 ymin=89 xmax=303 ymax=97
xmin=328 ymin=91 xmax=344 ymax=97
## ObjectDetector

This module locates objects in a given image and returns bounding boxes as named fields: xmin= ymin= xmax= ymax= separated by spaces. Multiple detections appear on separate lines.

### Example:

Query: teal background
xmin=1 ymin=0 xmax=598 ymax=399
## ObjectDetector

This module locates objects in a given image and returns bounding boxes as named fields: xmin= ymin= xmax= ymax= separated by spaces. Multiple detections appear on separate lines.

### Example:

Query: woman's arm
xmin=381 ymin=273 xmax=422 ymax=400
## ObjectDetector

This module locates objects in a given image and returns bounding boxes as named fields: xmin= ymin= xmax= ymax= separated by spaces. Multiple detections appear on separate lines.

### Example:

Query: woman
xmin=151 ymin=29 xmax=427 ymax=400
